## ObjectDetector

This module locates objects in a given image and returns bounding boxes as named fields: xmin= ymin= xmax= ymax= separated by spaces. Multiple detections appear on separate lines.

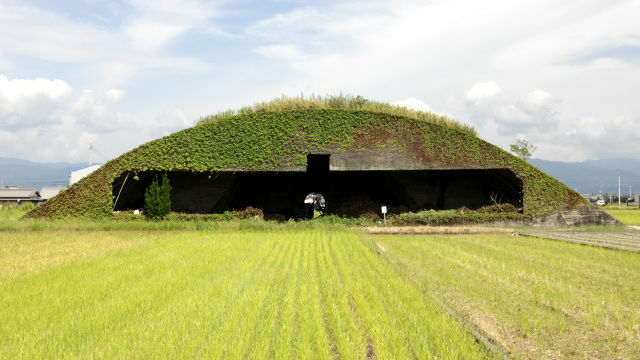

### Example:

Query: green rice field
xmin=1 ymin=223 xmax=639 ymax=359
xmin=604 ymin=207 xmax=640 ymax=225
xmin=375 ymin=232 xmax=640 ymax=359
xmin=0 ymin=228 xmax=492 ymax=359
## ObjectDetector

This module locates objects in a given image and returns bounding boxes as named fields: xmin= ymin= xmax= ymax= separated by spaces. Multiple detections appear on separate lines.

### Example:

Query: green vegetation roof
xmin=28 ymin=100 xmax=584 ymax=218
xmin=197 ymin=95 xmax=476 ymax=136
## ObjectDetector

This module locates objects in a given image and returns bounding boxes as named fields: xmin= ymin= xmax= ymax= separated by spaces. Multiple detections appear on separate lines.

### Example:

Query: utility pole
xmin=618 ymin=172 xmax=621 ymax=208
xmin=599 ymin=181 xmax=603 ymax=197
xmin=89 ymin=143 xmax=94 ymax=166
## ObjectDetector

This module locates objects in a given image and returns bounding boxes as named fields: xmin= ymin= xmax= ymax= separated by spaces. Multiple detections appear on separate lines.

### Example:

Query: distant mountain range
xmin=0 ymin=157 xmax=87 ymax=190
xmin=528 ymin=158 xmax=640 ymax=195
xmin=1 ymin=156 xmax=639 ymax=195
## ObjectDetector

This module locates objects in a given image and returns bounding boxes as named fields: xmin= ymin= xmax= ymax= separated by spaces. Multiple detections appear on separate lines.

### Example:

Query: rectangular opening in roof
xmin=307 ymin=154 xmax=330 ymax=174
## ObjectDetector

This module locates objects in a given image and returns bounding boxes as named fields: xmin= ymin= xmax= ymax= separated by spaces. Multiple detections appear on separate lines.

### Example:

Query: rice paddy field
xmin=0 ymin=227 xmax=493 ymax=359
xmin=374 ymin=232 xmax=640 ymax=359
xmin=604 ymin=207 xmax=640 ymax=226
xmin=1 ymin=219 xmax=639 ymax=359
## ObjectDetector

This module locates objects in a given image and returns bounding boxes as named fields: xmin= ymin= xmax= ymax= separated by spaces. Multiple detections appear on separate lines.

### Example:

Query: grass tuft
xmin=197 ymin=94 xmax=477 ymax=136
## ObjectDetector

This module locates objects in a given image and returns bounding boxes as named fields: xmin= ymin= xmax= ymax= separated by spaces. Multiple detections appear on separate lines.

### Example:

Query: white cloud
xmin=121 ymin=0 xmax=222 ymax=53
xmin=105 ymin=89 xmax=125 ymax=104
xmin=0 ymin=53 xmax=13 ymax=71
xmin=253 ymin=44 xmax=307 ymax=61
xmin=520 ymin=89 xmax=553 ymax=109
xmin=533 ymin=115 xmax=640 ymax=160
xmin=1 ymin=0 xmax=639 ymax=163
xmin=0 ymin=1 xmax=221 ymax=88
xmin=493 ymin=1 xmax=640 ymax=69
xmin=154 ymin=105 xmax=190 ymax=129
xmin=123 ymin=0 xmax=226 ymax=56
xmin=465 ymin=82 xmax=560 ymax=134
xmin=126 ymin=0 xmax=219 ymax=22
xmin=392 ymin=98 xmax=432 ymax=112
xmin=124 ymin=19 xmax=185 ymax=53
xmin=0 ymin=74 xmax=195 ymax=162
xmin=0 ymin=75 xmax=72 ymax=127
xmin=466 ymin=82 xmax=502 ymax=105
xmin=247 ymin=7 xmax=322 ymax=40
xmin=461 ymin=81 xmax=640 ymax=161
xmin=70 ymin=89 xmax=137 ymax=131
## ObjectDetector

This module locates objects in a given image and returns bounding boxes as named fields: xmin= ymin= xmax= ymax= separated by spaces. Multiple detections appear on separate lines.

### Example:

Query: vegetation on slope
xmin=28 ymin=107 xmax=584 ymax=219
xmin=197 ymin=94 xmax=477 ymax=136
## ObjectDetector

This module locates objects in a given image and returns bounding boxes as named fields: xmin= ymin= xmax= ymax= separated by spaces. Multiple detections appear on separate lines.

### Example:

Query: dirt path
xmin=362 ymin=226 xmax=514 ymax=234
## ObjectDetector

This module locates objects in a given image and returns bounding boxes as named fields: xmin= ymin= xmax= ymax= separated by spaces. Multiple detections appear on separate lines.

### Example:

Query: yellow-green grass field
xmin=375 ymin=233 xmax=640 ymax=359
xmin=1 ymin=222 xmax=639 ymax=359
xmin=0 ymin=229 xmax=493 ymax=359
xmin=604 ymin=207 xmax=640 ymax=225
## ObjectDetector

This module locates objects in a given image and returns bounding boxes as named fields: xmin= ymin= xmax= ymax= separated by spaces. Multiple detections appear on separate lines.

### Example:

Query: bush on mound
xmin=144 ymin=173 xmax=172 ymax=220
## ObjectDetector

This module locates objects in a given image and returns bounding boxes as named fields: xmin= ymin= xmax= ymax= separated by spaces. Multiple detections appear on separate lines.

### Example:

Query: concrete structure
xmin=30 ymin=107 xmax=619 ymax=225
xmin=489 ymin=203 xmax=622 ymax=227
xmin=69 ymin=164 xmax=101 ymax=186
xmin=113 ymin=151 xmax=524 ymax=219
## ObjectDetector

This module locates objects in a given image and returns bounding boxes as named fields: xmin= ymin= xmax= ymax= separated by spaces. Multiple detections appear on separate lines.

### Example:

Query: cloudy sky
xmin=1 ymin=0 xmax=639 ymax=163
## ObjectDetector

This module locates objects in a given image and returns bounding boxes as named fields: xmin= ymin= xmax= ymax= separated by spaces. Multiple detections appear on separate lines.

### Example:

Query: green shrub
xmin=390 ymin=208 xmax=523 ymax=226
xmin=476 ymin=203 xmax=518 ymax=213
xmin=144 ymin=173 xmax=172 ymax=220
xmin=165 ymin=207 xmax=263 ymax=222
xmin=19 ymin=202 xmax=35 ymax=211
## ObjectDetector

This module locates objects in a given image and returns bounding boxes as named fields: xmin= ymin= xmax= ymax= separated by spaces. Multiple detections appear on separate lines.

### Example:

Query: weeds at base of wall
xmin=390 ymin=209 xmax=524 ymax=226
xmin=114 ymin=208 xmax=524 ymax=227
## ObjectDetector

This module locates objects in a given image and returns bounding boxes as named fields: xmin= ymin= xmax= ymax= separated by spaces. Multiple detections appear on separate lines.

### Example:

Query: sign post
xmin=381 ymin=206 xmax=387 ymax=226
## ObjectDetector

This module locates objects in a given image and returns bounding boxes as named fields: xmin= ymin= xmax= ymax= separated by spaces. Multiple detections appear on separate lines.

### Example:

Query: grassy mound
xmin=28 ymin=106 xmax=584 ymax=219
xmin=197 ymin=94 xmax=476 ymax=136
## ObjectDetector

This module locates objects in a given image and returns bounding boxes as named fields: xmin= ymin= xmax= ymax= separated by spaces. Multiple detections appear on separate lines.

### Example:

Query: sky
xmin=0 ymin=0 xmax=639 ymax=164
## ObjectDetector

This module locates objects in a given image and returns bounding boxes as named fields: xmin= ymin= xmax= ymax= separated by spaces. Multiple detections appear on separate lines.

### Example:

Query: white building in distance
xmin=39 ymin=187 xmax=65 ymax=201
xmin=69 ymin=164 xmax=102 ymax=186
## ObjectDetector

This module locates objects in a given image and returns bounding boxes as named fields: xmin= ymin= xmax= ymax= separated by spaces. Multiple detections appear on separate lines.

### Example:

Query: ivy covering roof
xmin=28 ymin=104 xmax=584 ymax=218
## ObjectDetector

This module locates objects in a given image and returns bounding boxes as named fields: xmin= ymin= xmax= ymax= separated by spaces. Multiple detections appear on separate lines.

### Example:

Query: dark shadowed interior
xmin=112 ymin=157 xmax=523 ymax=219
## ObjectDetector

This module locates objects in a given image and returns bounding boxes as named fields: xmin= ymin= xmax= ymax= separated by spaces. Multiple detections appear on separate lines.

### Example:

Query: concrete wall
xmin=329 ymin=150 xmax=427 ymax=171
xmin=486 ymin=203 xmax=622 ymax=227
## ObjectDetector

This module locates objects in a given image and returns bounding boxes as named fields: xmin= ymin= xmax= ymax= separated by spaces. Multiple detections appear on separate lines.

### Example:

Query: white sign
xmin=381 ymin=206 xmax=387 ymax=214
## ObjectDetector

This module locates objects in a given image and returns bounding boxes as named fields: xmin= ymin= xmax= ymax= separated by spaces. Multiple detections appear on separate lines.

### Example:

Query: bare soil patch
xmin=363 ymin=225 xmax=514 ymax=235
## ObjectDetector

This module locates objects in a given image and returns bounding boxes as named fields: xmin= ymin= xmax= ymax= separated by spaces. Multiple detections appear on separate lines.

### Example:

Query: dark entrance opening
xmin=306 ymin=153 xmax=330 ymax=174
xmin=113 ymin=168 xmax=523 ymax=219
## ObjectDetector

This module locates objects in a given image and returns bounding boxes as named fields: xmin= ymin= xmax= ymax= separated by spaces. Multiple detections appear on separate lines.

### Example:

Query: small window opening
xmin=307 ymin=153 xmax=330 ymax=174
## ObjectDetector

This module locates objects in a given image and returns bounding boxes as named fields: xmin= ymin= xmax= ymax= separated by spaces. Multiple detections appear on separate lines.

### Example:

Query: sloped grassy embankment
xmin=29 ymin=106 xmax=583 ymax=219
